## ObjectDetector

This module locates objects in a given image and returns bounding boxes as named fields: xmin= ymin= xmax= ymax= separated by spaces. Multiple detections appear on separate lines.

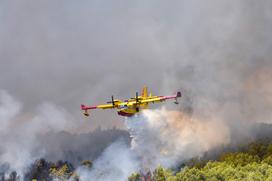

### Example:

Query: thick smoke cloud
xmin=1 ymin=0 xmax=271 ymax=129
xmin=128 ymin=109 xmax=230 ymax=169
xmin=0 ymin=90 xmax=78 ymax=175
xmin=77 ymin=140 xmax=138 ymax=181
xmin=76 ymin=108 xmax=230 ymax=180
xmin=0 ymin=90 xmax=130 ymax=177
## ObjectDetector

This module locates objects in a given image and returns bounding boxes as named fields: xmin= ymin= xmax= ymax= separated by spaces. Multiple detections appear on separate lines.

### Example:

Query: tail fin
xmin=141 ymin=86 xmax=148 ymax=98
xmin=81 ymin=104 xmax=86 ymax=110
xmin=81 ymin=104 xmax=90 ymax=116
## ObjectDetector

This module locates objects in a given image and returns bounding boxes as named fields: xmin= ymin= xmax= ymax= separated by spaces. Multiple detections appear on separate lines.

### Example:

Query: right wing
xmin=136 ymin=92 xmax=182 ymax=104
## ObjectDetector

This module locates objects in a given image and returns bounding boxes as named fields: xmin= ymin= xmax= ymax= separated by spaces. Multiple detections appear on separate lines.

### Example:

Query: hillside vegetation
xmin=129 ymin=139 xmax=272 ymax=181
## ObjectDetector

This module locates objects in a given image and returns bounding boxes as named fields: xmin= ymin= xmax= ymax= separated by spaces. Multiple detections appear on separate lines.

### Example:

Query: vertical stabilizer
xmin=141 ymin=86 xmax=148 ymax=98
xmin=141 ymin=86 xmax=149 ymax=109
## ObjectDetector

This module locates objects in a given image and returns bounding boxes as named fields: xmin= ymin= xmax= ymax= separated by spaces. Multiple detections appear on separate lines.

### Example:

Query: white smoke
xmin=127 ymin=108 xmax=230 ymax=169
xmin=0 ymin=90 xmax=79 ymax=176
xmin=77 ymin=140 xmax=139 ymax=181
xmin=0 ymin=90 xmax=21 ymax=132
xmin=77 ymin=107 xmax=230 ymax=180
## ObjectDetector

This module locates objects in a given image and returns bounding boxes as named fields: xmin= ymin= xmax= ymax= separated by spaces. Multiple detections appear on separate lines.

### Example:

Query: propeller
xmin=106 ymin=95 xmax=115 ymax=106
xmin=135 ymin=92 xmax=140 ymax=112
xmin=135 ymin=92 xmax=139 ymax=103
xmin=130 ymin=92 xmax=141 ymax=112
xmin=112 ymin=95 xmax=114 ymax=106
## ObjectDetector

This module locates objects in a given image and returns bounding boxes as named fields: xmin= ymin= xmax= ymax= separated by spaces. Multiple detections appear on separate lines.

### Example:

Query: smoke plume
xmin=76 ymin=107 xmax=230 ymax=180
xmin=0 ymin=90 xmax=78 ymax=175
xmin=1 ymin=0 xmax=272 ymax=180
xmin=128 ymin=108 xmax=230 ymax=169
xmin=0 ymin=90 xmax=129 ymax=178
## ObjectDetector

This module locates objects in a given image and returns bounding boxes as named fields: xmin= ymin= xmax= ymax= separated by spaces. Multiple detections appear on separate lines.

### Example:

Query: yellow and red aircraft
xmin=81 ymin=86 xmax=181 ymax=117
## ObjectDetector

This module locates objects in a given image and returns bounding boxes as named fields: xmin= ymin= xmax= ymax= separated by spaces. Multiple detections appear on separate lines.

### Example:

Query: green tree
xmin=128 ymin=172 xmax=141 ymax=181
xmin=152 ymin=166 xmax=173 ymax=181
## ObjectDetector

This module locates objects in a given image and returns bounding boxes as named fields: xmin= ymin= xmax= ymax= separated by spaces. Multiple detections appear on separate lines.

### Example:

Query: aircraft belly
xmin=117 ymin=111 xmax=134 ymax=117
xmin=117 ymin=108 xmax=136 ymax=117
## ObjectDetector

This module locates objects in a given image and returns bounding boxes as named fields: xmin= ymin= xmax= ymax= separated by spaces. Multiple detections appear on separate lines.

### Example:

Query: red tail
xmin=81 ymin=104 xmax=90 ymax=116
xmin=81 ymin=104 xmax=86 ymax=110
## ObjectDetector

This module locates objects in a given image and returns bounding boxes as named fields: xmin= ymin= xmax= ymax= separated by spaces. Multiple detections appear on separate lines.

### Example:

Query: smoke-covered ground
xmin=75 ymin=108 xmax=230 ymax=181
xmin=0 ymin=90 xmax=130 ymax=178
xmin=72 ymin=106 xmax=272 ymax=181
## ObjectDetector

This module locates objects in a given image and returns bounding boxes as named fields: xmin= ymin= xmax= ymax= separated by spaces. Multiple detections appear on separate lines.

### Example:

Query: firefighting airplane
xmin=81 ymin=86 xmax=181 ymax=117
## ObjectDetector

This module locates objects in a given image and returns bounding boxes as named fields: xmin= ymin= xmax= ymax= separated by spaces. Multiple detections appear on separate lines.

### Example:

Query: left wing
xmin=81 ymin=103 xmax=115 ymax=116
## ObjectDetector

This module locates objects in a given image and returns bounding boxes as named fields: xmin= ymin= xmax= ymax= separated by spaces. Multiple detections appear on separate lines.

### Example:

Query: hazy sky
xmin=1 ymin=0 xmax=272 ymax=130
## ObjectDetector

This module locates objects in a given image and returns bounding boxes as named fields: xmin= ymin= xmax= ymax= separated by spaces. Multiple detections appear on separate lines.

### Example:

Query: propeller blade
xmin=111 ymin=95 xmax=115 ymax=106
xmin=136 ymin=92 xmax=139 ymax=102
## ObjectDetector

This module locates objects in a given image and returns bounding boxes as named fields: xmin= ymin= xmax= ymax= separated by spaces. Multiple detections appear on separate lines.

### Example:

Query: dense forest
xmin=129 ymin=138 xmax=272 ymax=181
xmin=2 ymin=125 xmax=272 ymax=180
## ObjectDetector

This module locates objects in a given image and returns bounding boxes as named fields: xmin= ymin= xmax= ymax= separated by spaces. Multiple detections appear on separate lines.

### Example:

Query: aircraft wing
xmin=96 ymin=104 xmax=115 ymax=109
xmin=81 ymin=103 xmax=114 ymax=110
xmin=139 ymin=97 xmax=163 ymax=104
xmin=81 ymin=103 xmax=115 ymax=116
xmin=140 ymin=92 xmax=181 ymax=104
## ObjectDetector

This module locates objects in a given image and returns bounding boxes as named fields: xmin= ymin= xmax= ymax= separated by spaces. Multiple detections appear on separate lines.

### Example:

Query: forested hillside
xmin=129 ymin=138 xmax=272 ymax=181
